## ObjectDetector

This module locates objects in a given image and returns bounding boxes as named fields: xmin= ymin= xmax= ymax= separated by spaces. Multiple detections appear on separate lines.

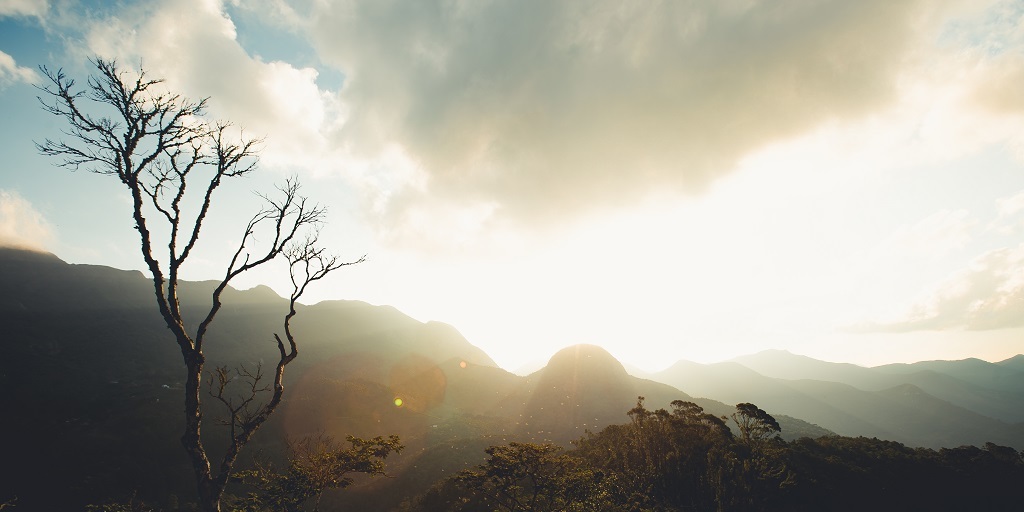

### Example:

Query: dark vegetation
xmin=228 ymin=433 xmax=403 ymax=512
xmin=403 ymin=399 xmax=1024 ymax=512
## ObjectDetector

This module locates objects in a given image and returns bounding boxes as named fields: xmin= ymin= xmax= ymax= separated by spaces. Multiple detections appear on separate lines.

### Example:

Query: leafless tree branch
xmin=36 ymin=58 xmax=358 ymax=512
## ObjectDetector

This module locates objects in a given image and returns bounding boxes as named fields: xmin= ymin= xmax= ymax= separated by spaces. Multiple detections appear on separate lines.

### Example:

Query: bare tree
xmin=36 ymin=58 xmax=361 ymax=512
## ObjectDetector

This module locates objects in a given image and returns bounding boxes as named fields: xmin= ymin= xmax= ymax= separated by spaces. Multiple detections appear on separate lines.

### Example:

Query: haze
xmin=3 ymin=0 xmax=1024 ymax=372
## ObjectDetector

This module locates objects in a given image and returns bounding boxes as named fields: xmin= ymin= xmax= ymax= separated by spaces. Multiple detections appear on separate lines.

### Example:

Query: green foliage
xmin=400 ymin=441 xmax=614 ymax=511
xmin=718 ymin=403 xmax=793 ymax=510
xmin=454 ymin=442 xmax=610 ymax=512
xmin=406 ymin=399 xmax=1024 ymax=512
xmin=575 ymin=398 xmax=717 ymax=509
xmin=731 ymin=403 xmax=781 ymax=445
xmin=786 ymin=436 xmax=1024 ymax=510
xmin=228 ymin=434 xmax=403 ymax=512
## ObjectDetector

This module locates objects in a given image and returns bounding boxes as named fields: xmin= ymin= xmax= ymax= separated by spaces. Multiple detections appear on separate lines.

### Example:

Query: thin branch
xmin=194 ymin=178 xmax=322 ymax=352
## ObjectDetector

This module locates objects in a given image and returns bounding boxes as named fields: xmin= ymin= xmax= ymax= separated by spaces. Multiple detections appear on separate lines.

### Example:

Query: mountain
xmin=730 ymin=349 xmax=1024 ymax=423
xmin=874 ymin=357 xmax=1024 ymax=395
xmin=652 ymin=351 xmax=1024 ymax=449
xmin=511 ymin=344 xmax=693 ymax=442
xmin=653 ymin=360 xmax=888 ymax=437
xmin=999 ymin=354 xmax=1024 ymax=372
xmin=325 ymin=344 xmax=830 ymax=511
xmin=731 ymin=349 xmax=877 ymax=385
xmin=0 ymin=248 xmax=497 ymax=510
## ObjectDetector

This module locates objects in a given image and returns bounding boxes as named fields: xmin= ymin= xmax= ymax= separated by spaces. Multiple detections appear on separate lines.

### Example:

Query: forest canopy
xmin=402 ymin=399 xmax=1024 ymax=512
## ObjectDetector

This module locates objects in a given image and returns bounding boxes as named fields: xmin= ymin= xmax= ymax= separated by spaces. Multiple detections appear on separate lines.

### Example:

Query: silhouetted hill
xmin=516 ymin=344 xmax=676 ymax=442
xmin=0 ymin=248 xmax=497 ymax=510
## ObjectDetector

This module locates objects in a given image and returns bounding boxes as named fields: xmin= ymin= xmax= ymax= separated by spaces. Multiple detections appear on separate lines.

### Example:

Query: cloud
xmin=0 ymin=190 xmax=54 ymax=251
xmin=77 ymin=0 xmax=344 ymax=176
xmin=59 ymin=0 xmax=1024 ymax=253
xmin=850 ymin=190 xmax=1024 ymax=333
xmin=974 ymin=56 xmax=1024 ymax=114
xmin=988 ymin=189 xmax=1024 ymax=235
xmin=864 ymin=209 xmax=975 ymax=268
xmin=305 ymin=0 xmax=951 ymax=225
xmin=0 ymin=0 xmax=48 ymax=18
xmin=856 ymin=243 xmax=1024 ymax=332
xmin=0 ymin=50 xmax=40 ymax=88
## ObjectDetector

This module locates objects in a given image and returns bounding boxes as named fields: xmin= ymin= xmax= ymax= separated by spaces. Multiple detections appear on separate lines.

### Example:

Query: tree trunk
xmin=181 ymin=352 xmax=221 ymax=512
xmin=197 ymin=479 xmax=222 ymax=512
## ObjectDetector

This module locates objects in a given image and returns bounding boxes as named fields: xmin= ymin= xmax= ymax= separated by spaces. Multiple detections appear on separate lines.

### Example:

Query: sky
xmin=2 ymin=0 xmax=1024 ymax=373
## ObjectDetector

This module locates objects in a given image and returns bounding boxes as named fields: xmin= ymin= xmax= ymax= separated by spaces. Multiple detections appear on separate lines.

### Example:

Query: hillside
xmin=0 ymin=248 xmax=497 ymax=510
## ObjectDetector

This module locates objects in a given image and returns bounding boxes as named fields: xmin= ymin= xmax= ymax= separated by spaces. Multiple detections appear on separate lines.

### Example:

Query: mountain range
xmin=653 ymin=353 xmax=1024 ymax=450
xmin=1 ymin=247 xmax=1021 ymax=511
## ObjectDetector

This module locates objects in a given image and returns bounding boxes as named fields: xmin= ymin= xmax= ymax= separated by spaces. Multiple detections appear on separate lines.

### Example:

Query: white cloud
xmin=0 ymin=190 xmax=54 ymax=251
xmin=990 ymin=189 xmax=1024 ymax=235
xmin=231 ymin=0 xmax=305 ymax=30
xmin=0 ymin=0 xmax=48 ymax=18
xmin=867 ymin=210 xmax=975 ymax=267
xmin=77 ymin=0 xmax=346 ymax=179
xmin=0 ymin=50 xmax=40 ymax=88
xmin=998 ymin=191 xmax=1024 ymax=218
xmin=857 ymin=243 xmax=1024 ymax=332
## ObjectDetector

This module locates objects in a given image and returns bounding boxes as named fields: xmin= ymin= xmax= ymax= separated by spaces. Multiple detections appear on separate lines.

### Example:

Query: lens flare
xmin=394 ymin=397 xmax=404 ymax=407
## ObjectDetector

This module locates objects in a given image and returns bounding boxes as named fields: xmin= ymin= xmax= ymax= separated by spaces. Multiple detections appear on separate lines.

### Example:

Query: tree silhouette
xmin=721 ymin=403 xmax=792 ymax=510
xmin=732 ymin=403 xmax=782 ymax=445
xmin=36 ymin=58 xmax=360 ymax=512
xmin=231 ymin=434 xmax=404 ymax=512
xmin=456 ymin=442 xmax=607 ymax=512
xmin=574 ymin=397 xmax=734 ymax=510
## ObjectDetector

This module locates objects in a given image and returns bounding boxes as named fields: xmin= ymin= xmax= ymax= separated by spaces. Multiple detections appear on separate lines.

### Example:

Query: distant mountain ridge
xmin=998 ymin=354 xmax=1024 ymax=371
xmin=733 ymin=349 xmax=1024 ymax=421
xmin=650 ymin=349 xmax=1024 ymax=450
